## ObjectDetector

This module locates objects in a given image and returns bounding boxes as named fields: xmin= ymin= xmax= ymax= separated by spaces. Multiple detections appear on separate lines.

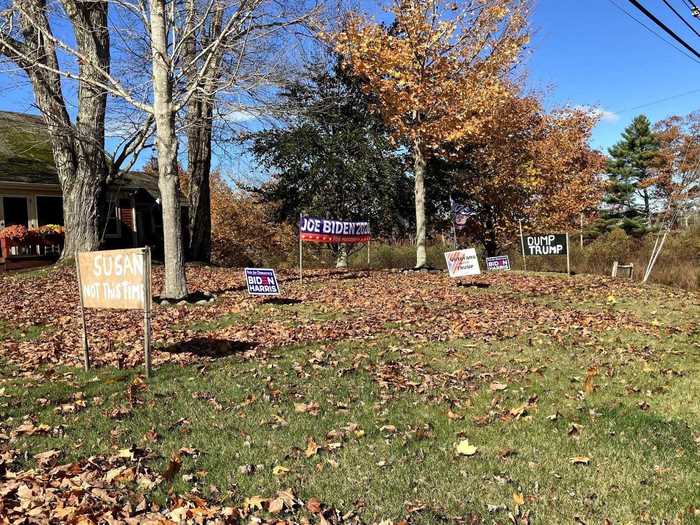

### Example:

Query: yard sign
xmin=245 ymin=268 xmax=280 ymax=296
xmin=444 ymin=248 xmax=481 ymax=277
xmin=298 ymin=214 xmax=371 ymax=282
xmin=519 ymin=232 xmax=571 ymax=275
xmin=486 ymin=255 xmax=511 ymax=271
xmin=76 ymin=247 xmax=152 ymax=376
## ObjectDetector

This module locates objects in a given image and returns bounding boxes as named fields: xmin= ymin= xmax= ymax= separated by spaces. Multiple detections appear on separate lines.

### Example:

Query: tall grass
xmin=340 ymin=227 xmax=699 ymax=290
xmin=508 ymin=227 xmax=699 ymax=290
xmin=257 ymin=226 xmax=698 ymax=290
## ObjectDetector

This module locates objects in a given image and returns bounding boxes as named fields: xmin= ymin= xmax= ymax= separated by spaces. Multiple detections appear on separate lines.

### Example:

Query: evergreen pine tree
xmin=604 ymin=115 xmax=660 ymax=234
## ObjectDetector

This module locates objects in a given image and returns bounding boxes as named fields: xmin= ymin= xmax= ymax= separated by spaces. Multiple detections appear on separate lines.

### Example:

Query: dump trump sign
xmin=245 ymin=268 xmax=280 ymax=295
xmin=523 ymin=234 xmax=568 ymax=256
xmin=444 ymin=248 xmax=481 ymax=277
xmin=77 ymin=248 xmax=149 ymax=310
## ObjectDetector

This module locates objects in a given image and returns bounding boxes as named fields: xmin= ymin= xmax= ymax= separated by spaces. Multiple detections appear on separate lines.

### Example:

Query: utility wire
xmin=661 ymin=0 xmax=700 ymax=37
xmin=613 ymin=86 xmax=700 ymax=113
xmin=607 ymin=0 xmax=700 ymax=64
xmin=627 ymin=0 xmax=700 ymax=60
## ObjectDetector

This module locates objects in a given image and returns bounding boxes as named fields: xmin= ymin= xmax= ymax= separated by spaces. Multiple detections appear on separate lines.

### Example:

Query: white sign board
xmin=444 ymin=248 xmax=481 ymax=277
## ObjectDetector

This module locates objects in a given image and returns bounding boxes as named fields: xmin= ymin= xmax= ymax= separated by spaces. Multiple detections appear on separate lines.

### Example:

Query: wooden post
xmin=75 ymin=253 xmax=90 ymax=371
xmin=299 ymin=213 xmax=303 ymax=283
xmin=643 ymin=230 xmax=668 ymax=283
xmin=565 ymin=232 xmax=571 ymax=276
xmin=611 ymin=261 xmax=618 ymax=278
xmin=519 ymin=220 xmax=527 ymax=272
xmin=143 ymin=247 xmax=152 ymax=378
xmin=367 ymin=239 xmax=371 ymax=267
xmin=580 ymin=213 xmax=584 ymax=249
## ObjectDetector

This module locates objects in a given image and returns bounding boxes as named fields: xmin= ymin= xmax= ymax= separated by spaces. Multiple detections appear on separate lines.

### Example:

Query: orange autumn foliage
xmin=333 ymin=0 xmax=530 ymax=152
xmin=210 ymin=175 xmax=295 ymax=266
xmin=652 ymin=113 xmax=700 ymax=224
xmin=449 ymin=92 xmax=605 ymax=252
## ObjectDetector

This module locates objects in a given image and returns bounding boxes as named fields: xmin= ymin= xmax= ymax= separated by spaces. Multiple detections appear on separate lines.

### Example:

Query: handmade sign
xmin=76 ymin=247 xmax=152 ymax=376
xmin=298 ymin=216 xmax=371 ymax=244
xmin=523 ymin=234 xmax=568 ymax=256
xmin=444 ymin=248 xmax=481 ymax=277
xmin=520 ymin=232 xmax=571 ymax=275
xmin=77 ymin=249 xmax=148 ymax=309
xmin=245 ymin=268 xmax=280 ymax=295
xmin=486 ymin=255 xmax=511 ymax=271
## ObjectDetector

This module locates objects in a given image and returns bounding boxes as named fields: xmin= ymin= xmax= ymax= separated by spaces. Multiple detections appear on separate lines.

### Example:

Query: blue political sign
xmin=244 ymin=268 xmax=280 ymax=296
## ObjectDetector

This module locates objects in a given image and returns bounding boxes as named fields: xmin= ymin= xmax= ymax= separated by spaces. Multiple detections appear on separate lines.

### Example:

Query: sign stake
xmin=75 ymin=253 xmax=90 ymax=371
xmin=298 ymin=213 xmax=303 ymax=283
xmin=519 ymin=219 xmax=527 ymax=272
xmin=580 ymin=213 xmax=584 ymax=249
xmin=367 ymin=239 xmax=371 ymax=266
xmin=566 ymin=232 xmax=571 ymax=276
xmin=143 ymin=247 xmax=152 ymax=378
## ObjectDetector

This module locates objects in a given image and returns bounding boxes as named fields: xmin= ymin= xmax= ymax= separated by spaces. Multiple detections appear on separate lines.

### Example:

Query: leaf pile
xmin=1 ymin=266 xmax=691 ymax=373
xmin=0 ymin=447 xmax=359 ymax=524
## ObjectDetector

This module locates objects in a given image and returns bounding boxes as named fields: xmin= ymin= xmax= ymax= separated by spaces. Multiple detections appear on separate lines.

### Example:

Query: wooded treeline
xmin=1 ymin=0 xmax=697 ymax=294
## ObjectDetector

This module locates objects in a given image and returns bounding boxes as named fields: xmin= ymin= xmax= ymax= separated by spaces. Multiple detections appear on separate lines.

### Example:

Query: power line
xmin=613 ymin=86 xmax=700 ymax=113
xmin=626 ymin=0 xmax=700 ymax=60
xmin=606 ymin=0 xmax=700 ymax=64
xmin=661 ymin=0 xmax=700 ymax=38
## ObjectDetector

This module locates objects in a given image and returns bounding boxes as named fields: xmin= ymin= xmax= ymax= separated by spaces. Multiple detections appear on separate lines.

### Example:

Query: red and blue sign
xmin=299 ymin=216 xmax=371 ymax=244
xmin=244 ymin=268 xmax=280 ymax=296
xmin=485 ymin=255 xmax=511 ymax=271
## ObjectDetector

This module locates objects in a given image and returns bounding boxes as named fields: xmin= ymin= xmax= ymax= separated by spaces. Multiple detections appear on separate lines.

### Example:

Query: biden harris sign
xmin=245 ymin=268 xmax=281 ymax=296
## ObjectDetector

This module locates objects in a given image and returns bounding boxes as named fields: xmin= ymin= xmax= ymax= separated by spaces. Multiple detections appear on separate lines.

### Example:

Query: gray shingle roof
xmin=0 ymin=111 xmax=58 ymax=185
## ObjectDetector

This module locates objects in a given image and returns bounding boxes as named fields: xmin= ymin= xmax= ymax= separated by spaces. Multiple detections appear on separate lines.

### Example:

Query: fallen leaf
xmin=456 ymin=439 xmax=478 ymax=456
xmin=272 ymin=465 xmax=290 ymax=477
xmin=570 ymin=456 xmax=591 ymax=465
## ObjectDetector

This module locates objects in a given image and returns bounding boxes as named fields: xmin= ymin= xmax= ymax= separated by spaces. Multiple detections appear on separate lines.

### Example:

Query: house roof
xmin=0 ymin=111 xmax=58 ymax=185
xmin=0 ymin=111 xmax=165 ymax=200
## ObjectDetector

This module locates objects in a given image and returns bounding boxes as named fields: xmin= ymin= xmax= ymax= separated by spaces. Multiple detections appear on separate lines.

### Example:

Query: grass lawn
xmin=0 ymin=267 xmax=699 ymax=524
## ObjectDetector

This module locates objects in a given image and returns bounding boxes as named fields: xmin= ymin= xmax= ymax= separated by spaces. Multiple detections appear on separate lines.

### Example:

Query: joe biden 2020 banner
xmin=299 ymin=216 xmax=371 ymax=244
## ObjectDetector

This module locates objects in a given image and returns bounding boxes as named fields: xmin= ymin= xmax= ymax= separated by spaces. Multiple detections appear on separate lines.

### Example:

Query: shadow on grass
xmin=158 ymin=338 xmax=256 ymax=358
xmin=262 ymin=297 xmax=302 ymax=305
xmin=456 ymin=281 xmax=491 ymax=289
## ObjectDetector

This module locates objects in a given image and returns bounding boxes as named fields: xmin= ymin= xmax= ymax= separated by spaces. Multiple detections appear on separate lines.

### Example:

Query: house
xmin=0 ymin=111 xmax=182 ymax=269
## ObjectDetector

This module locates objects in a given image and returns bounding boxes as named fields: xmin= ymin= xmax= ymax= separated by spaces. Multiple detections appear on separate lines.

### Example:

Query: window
xmin=37 ymin=196 xmax=63 ymax=226
xmin=2 ymin=197 xmax=29 ymax=227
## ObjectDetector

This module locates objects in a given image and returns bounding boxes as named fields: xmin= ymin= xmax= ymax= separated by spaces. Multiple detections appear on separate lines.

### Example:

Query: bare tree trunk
xmin=336 ymin=244 xmax=348 ymax=268
xmin=184 ymin=3 xmax=222 ymax=263
xmin=186 ymin=98 xmax=213 ymax=262
xmin=64 ymin=0 xmax=109 ymax=255
xmin=151 ymin=0 xmax=187 ymax=299
xmin=413 ymin=144 xmax=427 ymax=269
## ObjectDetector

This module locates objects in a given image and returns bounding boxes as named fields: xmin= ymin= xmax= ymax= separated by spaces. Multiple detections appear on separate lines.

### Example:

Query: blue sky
xmin=2 ymin=0 xmax=700 ymax=169
xmin=528 ymin=0 xmax=700 ymax=150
